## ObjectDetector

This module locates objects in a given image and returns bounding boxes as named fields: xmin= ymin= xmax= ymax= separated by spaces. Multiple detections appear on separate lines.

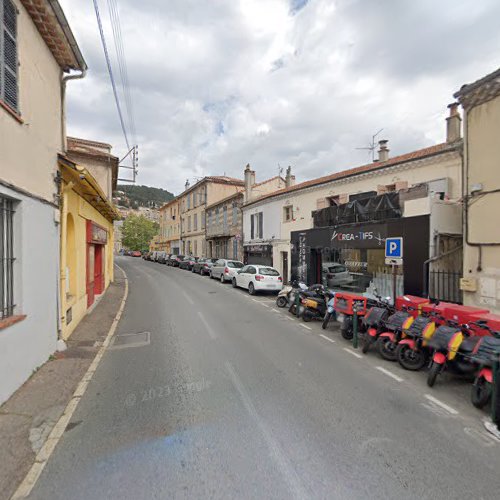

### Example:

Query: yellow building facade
xmin=59 ymin=156 xmax=119 ymax=339
xmin=158 ymin=198 xmax=181 ymax=254
xmin=456 ymin=68 xmax=500 ymax=313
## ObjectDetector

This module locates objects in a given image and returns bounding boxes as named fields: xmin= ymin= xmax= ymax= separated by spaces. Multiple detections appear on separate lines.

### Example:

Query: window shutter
xmin=258 ymin=213 xmax=263 ymax=239
xmin=2 ymin=0 xmax=18 ymax=111
xmin=316 ymin=198 xmax=327 ymax=210
xmin=251 ymin=214 xmax=254 ymax=239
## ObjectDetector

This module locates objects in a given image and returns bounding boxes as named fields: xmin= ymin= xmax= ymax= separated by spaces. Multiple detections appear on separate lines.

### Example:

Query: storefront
xmin=244 ymin=243 xmax=273 ymax=266
xmin=86 ymin=220 xmax=108 ymax=307
xmin=290 ymin=215 xmax=429 ymax=296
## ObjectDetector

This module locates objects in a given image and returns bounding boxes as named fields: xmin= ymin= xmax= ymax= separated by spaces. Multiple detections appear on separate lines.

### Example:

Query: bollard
xmin=352 ymin=308 xmax=358 ymax=349
xmin=492 ymin=356 xmax=500 ymax=430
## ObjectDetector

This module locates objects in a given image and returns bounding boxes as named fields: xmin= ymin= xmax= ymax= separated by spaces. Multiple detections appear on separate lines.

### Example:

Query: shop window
xmin=283 ymin=205 xmax=293 ymax=222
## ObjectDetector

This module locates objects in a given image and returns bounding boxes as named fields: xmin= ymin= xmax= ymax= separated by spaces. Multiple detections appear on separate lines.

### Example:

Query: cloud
xmin=59 ymin=0 xmax=500 ymax=194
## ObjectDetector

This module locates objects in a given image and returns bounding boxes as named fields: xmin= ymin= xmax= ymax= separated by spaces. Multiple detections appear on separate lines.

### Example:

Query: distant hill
xmin=114 ymin=184 xmax=174 ymax=209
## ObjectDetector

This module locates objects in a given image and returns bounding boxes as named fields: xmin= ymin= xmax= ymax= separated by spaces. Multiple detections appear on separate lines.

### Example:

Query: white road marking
xmin=343 ymin=347 xmax=363 ymax=359
xmin=260 ymin=303 xmax=269 ymax=308
xmin=252 ymin=298 xmax=260 ymax=303
xmin=464 ymin=427 xmax=498 ymax=447
xmin=12 ymin=266 xmax=130 ymax=499
xmin=319 ymin=334 xmax=335 ymax=343
xmin=197 ymin=312 xmax=217 ymax=340
xmin=300 ymin=324 xmax=312 ymax=331
xmin=375 ymin=366 xmax=404 ymax=382
xmin=182 ymin=291 xmax=194 ymax=305
xmin=225 ymin=362 xmax=307 ymax=499
xmin=424 ymin=394 xmax=459 ymax=415
xmin=270 ymin=308 xmax=279 ymax=314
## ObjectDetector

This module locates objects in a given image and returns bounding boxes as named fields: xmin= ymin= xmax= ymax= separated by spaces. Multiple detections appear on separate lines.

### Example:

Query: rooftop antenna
xmin=278 ymin=163 xmax=284 ymax=177
xmin=356 ymin=128 xmax=383 ymax=162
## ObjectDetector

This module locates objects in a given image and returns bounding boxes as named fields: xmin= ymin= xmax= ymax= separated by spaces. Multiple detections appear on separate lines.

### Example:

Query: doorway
xmin=87 ymin=243 xmax=104 ymax=307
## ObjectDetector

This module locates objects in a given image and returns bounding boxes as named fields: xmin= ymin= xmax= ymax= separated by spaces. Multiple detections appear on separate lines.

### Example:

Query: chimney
xmin=446 ymin=102 xmax=462 ymax=143
xmin=185 ymin=179 xmax=190 ymax=190
xmin=285 ymin=166 xmax=295 ymax=187
xmin=378 ymin=139 xmax=389 ymax=162
xmin=244 ymin=164 xmax=255 ymax=203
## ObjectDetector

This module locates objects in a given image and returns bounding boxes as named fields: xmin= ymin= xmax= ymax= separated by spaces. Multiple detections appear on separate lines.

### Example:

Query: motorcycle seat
xmin=460 ymin=337 xmax=481 ymax=354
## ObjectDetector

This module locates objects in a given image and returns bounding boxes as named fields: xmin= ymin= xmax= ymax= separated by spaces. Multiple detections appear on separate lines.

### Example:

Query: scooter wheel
xmin=397 ymin=344 xmax=427 ymax=371
xmin=276 ymin=296 xmax=288 ymax=308
xmin=471 ymin=377 xmax=492 ymax=409
xmin=361 ymin=335 xmax=373 ymax=354
xmin=377 ymin=337 xmax=398 ymax=361
xmin=303 ymin=310 xmax=313 ymax=322
xmin=322 ymin=313 xmax=331 ymax=330
xmin=427 ymin=361 xmax=441 ymax=387
xmin=341 ymin=317 xmax=353 ymax=340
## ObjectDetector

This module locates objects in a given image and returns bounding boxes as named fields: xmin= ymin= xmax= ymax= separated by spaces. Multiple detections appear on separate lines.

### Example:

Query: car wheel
xmin=199 ymin=268 xmax=204 ymax=275
xmin=248 ymin=282 xmax=256 ymax=295
xmin=232 ymin=278 xmax=237 ymax=288
xmin=209 ymin=271 xmax=214 ymax=279
xmin=220 ymin=274 xmax=225 ymax=283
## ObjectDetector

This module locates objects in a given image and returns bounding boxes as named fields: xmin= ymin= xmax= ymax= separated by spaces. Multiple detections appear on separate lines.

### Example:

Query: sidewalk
xmin=0 ymin=267 xmax=127 ymax=500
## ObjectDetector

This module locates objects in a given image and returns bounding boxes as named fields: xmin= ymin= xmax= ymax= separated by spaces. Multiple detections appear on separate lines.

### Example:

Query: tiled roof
xmin=244 ymin=142 xmax=461 ymax=207
xmin=21 ymin=0 xmax=86 ymax=71
xmin=67 ymin=138 xmax=118 ymax=163
xmin=454 ymin=67 xmax=500 ymax=110
xmin=204 ymin=176 xmax=245 ymax=185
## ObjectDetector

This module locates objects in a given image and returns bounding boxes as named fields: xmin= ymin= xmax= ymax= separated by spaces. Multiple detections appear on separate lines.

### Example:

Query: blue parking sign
xmin=385 ymin=237 xmax=403 ymax=259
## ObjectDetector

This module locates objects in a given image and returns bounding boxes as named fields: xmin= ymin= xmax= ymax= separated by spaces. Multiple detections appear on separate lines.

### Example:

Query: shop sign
xmin=328 ymin=223 xmax=387 ymax=249
xmin=87 ymin=220 xmax=108 ymax=244
xmin=298 ymin=232 xmax=307 ymax=283
xmin=245 ymin=244 xmax=270 ymax=253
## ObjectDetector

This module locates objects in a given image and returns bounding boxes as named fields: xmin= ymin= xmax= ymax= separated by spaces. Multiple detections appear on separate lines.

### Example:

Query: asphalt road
xmin=28 ymin=257 xmax=500 ymax=499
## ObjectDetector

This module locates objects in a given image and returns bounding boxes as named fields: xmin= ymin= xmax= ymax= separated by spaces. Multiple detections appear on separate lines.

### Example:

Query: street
xmin=28 ymin=257 xmax=500 ymax=499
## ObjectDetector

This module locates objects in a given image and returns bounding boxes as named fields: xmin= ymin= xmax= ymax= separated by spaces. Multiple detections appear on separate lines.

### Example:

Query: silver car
xmin=210 ymin=259 xmax=244 ymax=283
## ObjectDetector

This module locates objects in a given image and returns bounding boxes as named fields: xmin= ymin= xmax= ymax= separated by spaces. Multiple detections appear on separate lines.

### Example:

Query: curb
xmin=11 ymin=265 xmax=129 ymax=499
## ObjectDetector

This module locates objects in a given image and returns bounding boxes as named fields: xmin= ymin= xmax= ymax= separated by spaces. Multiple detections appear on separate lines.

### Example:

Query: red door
xmin=86 ymin=244 xmax=95 ymax=307
xmin=94 ymin=245 xmax=104 ymax=295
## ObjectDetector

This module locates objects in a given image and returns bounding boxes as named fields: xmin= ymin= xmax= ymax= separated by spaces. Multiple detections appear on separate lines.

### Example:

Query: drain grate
xmin=110 ymin=331 xmax=151 ymax=350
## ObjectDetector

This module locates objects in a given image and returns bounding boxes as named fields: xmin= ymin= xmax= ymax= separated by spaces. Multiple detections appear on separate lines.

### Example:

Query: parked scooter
xmin=276 ymin=281 xmax=307 ymax=308
xmin=288 ymin=284 xmax=324 ymax=317
xmin=394 ymin=301 xmax=444 ymax=370
xmin=360 ymin=292 xmax=393 ymax=353
xmin=302 ymin=288 xmax=335 ymax=322
xmin=469 ymin=322 xmax=500 ymax=408
xmin=376 ymin=309 xmax=414 ymax=361
xmin=333 ymin=292 xmax=371 ymax=340
xmin=322 ymin=292 xmax=337 ymax=330
xmin=426 ymin=322 xmax=481 ymax=387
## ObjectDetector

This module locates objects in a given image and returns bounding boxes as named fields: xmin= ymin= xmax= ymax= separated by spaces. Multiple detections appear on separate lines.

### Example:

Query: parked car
xmin=192 ymin=258 xmax=218 ymax=275
xmin=179 ymin=256 xmax=198 ymax=270
xmin=169 ymin=254 xmax=185 ymax=267
xmin=232 ymin=265 xmax=283 ymax=295
xmin=157 ymin=251 xmax=168 ymax=264
xmin=210 ymin=259 xmax=245 ymax=282
xmin=142 ymin=252 xmax=151 ymax=260
xmin=322 ymin=262 xmax=353 ymax=288
xmin=131 ymin=250 xmax=142 ymax=257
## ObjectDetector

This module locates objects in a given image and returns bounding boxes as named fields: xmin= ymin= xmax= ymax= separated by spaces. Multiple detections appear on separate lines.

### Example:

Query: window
xmin=1 ymin=0 xmax=18 ymax=112
xmin=247 ymin=266 xmax=256 ymax=275
xmin=215 ymin=207 xmax=219 ymax=225
xmin=250 ymin=212 xmax=263 ymax=239
xmin=201 ymin=210 xmax=205 ymax=229
xmin=232 ymin=202 xmax=238 ymax=225
xmin=223 ymin=205 xmax=227 ymax=227
xmin=328 ymin=195 xmax=340 ymax=206
xmin=194 ymin=213 xmax=198 ymax=231
xmin=194 ymin=240 xmax=197 ymax=256
xmin=258 ymin=267 xmax=279 ymax=276
xmin=187 ymin=193 xmax=191 ymax=210
xmin=1 ymin=195 xmax=15 ymax=319
xmin=188 ymin=215 xmax=191 ymax=231
xmin=227 ymin=261 xmax=243 ymax=268
xmin=283 ymin=205 xmax=293 ymax=222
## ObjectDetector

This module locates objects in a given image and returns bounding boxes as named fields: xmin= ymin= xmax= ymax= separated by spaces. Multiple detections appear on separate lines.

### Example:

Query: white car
xmin=232 ymin=265 xmax=283 ymax=295
xmin=210 ymin=259 xmax=244 ymax=282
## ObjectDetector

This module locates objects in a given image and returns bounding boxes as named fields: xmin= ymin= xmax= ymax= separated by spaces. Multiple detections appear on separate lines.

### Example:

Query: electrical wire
xmin=107 ymin=0 xmax=136 ymax=144
xmin=92 ymin=0 xmax=130 ymax=150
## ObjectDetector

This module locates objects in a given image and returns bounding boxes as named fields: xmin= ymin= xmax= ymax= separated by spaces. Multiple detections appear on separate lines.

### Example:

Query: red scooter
xmin=469 ymin=322 xmax=500 ymax=408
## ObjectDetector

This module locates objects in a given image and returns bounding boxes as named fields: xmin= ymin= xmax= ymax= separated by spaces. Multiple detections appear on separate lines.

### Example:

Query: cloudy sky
xmin=59 ymin=0 xmax=500 ymax=195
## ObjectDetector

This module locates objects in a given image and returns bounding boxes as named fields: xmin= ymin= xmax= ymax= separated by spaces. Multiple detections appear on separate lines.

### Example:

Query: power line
xmin=92 ymin=0 xmax=130 ymax=150
xmin=107 ymin=0 xmax=136 ymax=144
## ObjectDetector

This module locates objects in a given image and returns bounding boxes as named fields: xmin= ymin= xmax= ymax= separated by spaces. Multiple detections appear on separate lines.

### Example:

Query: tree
xmin=121 ymin=214 xmax=159 ymax=252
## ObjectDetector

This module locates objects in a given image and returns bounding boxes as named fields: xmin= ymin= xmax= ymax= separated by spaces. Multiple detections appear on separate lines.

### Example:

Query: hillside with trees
xmin=114 ymin=184 xmax=174 ymax=209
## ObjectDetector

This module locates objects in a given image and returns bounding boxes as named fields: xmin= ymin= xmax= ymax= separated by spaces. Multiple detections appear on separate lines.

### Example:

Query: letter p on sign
xmin=385 ymin=237 xmax=403 ymax=259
